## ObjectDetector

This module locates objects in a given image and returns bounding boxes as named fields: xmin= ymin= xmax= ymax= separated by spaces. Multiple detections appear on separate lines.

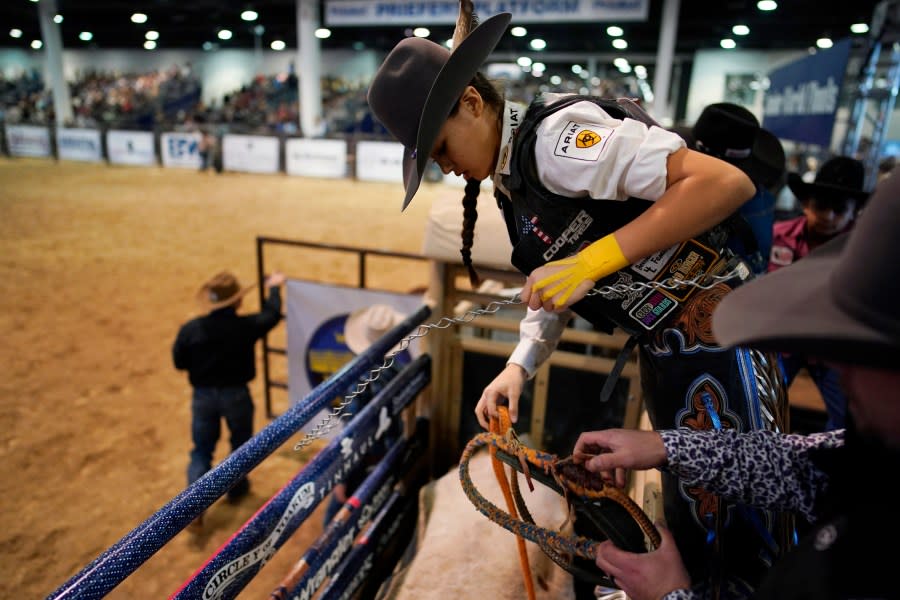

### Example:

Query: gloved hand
xmin=532 ymin=234 xmax=629 ymax=309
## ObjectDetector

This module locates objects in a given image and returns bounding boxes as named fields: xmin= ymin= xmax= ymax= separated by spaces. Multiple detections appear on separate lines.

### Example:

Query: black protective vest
xmin=497 ymin=95 xmax=747 ymax=337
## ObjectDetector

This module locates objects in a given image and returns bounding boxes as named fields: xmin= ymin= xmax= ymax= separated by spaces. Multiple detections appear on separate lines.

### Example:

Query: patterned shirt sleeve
xmin=659 ymin=428 xmax=844 ymax=522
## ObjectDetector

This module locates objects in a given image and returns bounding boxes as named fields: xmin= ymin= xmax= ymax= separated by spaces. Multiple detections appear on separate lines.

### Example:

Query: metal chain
xmin=293 ymin=267 xmax=741 ymax=450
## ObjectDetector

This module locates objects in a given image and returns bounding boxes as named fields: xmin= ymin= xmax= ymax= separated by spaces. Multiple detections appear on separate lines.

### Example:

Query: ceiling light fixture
xmin=511 ymin=26 xmax=527 ymax=37
xmin=850 ymin=23 xmax=869 ymax=34
xmin=241 ymin=10 xmax=258 ymax=21
xmin=131 ymin=13 xmax=148 ymax=24
xmin=218 ymin=29 xmax=233 ymax=40
xmin=612 ymin=38 xmax=628 ymax=49
xmin=315 ymin=27 xmax=332 ymax=39
xmin=720 ymin=38 xmax=737 ymax=49
xmin=732 ymin=25 xmax=749 ymax=35
xmin=79 ymin=31 xmax=92 ymax=41
xmin=145 ymin=30 xmax=159 ymax=41
xmin=816 ymin=37 xmax=833 ymax=48
xmin=530 ymin=38 xmax=546 ymax=50
xmin=757 ymin=1 xmax=777 ymax=11
xmin=270 ymin=40 xmax=286 ymax=51
xmin=31 ymin=40 xmax=42 ymax=49
xmin=10 ymin=29 xmax=23 ymax=39
xmin=53 ymin=15 xmax=63 ymax=24
xmin=144 ymin=40 xmax=156 ymax=50
xmin=413 ymin=27 xmax=430 ymax=38
xmin=606 ymin=26 xmax=623 ymax=37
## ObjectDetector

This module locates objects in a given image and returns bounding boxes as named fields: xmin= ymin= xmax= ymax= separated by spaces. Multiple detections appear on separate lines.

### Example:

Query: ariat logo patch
xmin=555 ymin=121 xmax=612 ymax=161
xmin=576 ymin=130 xmax=601 ymax=148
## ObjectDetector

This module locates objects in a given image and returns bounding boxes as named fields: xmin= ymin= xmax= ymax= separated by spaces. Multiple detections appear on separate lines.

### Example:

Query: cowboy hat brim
xmin=401 ymin=12 xmax=511 ymax=211
xmin=712 ymin=233 xmax=899 ymax=369
xmin=787 ymin=172 xmax=870 ymax=202
xmin=196 ymin=283 xmax=256 ymax=311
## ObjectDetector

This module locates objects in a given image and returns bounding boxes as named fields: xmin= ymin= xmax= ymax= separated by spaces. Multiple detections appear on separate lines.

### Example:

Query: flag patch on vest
xmin=554 ymin=121 xmax=612 ymax=161
xmin=770 ymin=245 xmax=794 ymax=266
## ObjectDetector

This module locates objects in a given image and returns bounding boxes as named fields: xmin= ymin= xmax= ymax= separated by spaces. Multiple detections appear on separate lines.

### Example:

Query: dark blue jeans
xmin=187 ymin=385 xmax=254 ymax=495
xmin=779 ymin=353 xmax=847 ymax=430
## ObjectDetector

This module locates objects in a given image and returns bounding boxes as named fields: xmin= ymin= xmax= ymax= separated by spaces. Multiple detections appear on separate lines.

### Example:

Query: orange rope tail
xmin=490 ymin=407 xmax=537 ymax=600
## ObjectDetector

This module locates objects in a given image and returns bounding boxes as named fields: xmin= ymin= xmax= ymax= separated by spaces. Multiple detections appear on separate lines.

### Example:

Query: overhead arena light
xmin=270 ymin=40 xmax=286 ymax=51
xmin=241 ymin=10 xmax=258 ymax=21
xmin=79 ymin=31 xmax=93 ymax=41
xmin=218 ymin=29 xmax=233 ymax=40
xmin=315 ymin=28 xmax=331 ymax=39
xmin=131 ymin=13 xmax=148 ymax=24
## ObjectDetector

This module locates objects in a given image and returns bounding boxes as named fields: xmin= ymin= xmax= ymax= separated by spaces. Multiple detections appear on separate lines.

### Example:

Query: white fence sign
xmin=285 ymin=138 xmax=348 ymax=179
xmin=56 ymin=128 xmax=102 ymax=162
xmin=222 ymin=134 xmax=280 ymax=174
xmin=161 ymin=132 xmax=202 ymax=169
xmin=107 ymin=130 xmax=156 ymax=166
xmin=355 ymin=140 xmax=404 ymax=183
xmin=6 ymin=125 xmax=51 ymax=158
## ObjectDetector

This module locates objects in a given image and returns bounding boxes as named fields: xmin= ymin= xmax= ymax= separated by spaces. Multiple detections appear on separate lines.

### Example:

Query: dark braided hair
xmin=455 ymin=72 xmax=504 ymax=289
xmin=460 ymin=177 xmax=482 ymax=287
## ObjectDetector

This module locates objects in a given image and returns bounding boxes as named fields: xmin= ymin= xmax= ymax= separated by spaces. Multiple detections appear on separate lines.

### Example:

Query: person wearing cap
xmin=682 ymin=103 xmax=787 ymax=274
xmin=768 ymin=156 xmax=870 ymax=431
xmin=367 ymin=3 xmax=787 ymax=596
xmin=571 ymin=164 xmax=900 ymax=600
xmin=172 ymin=270 xmax=285 ymax=523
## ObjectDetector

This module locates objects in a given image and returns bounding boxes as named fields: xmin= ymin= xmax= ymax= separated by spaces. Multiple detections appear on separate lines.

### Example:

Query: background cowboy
xmin=172 ymin=269 xmax=285 ymax=529
xmin=768 ymin=156 xmax=870 ymax=431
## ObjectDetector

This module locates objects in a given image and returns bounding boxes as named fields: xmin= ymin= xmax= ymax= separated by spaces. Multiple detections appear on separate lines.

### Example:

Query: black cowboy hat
xmin=712 ymin=166 xmax=900 ymax=370
xmin=689 ymin=102 xmax=786 ymax=188
xmin=367 ymin=13 xmax=511 ymax=211
xmin=786 ymin=156 xmax=870 ymax=203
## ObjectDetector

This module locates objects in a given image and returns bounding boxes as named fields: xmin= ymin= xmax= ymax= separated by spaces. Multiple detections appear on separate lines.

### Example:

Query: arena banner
xmin=56 ymin=128 xmax=102 ymax=162
xmin=355 ymin=140 xmax=404 ymax=183
xmin=286 ymin=280 xmax=422 ymax=438
xmin=324 ymin=0 xmax=648 ymax=25
xmin=222 ymin=133 xmax=280 ymax=174
xmin=107 ymin=130 xmax=156 ymax=166
xmin=761 ymin=37 xmax=852 ymax=147
xmin=160 ymin=131 xmax=202 ymax=169
xmin=5 ymin=124 xmax=51 ymax=158
xmin=285 ymin=138 xmax=348 ymax=179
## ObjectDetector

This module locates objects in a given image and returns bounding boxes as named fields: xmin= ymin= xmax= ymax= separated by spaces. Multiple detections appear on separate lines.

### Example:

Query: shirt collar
xmin=492 ymin=100 xmax=527 ymax=195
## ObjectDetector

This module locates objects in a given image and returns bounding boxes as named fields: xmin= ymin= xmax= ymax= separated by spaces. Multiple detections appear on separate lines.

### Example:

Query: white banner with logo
xmin=325 ymin=0 xmax=648 ymax=25
xmin=222 ymin=134 xmax=280 ymax=174
xmin=355 ymin=140 xmax=404 ymax=183
xmin=56 ymin=128 xmax=102 ymax=162
xmin=161 ymin=131 xmax=202 ymax=169
xmin=286 ymin=280 xmax=422 ymax=438
xmin=285 ymin=138 xmax=348 ymax=179
xmin=107 ymin=130 xmax=156 ymax=166
xmin=6 ymin=125 xmax=51 ymax=158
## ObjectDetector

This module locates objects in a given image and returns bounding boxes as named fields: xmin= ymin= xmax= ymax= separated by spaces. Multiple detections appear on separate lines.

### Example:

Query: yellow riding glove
xmin=534 ymin=234 xmax=629 ymax=307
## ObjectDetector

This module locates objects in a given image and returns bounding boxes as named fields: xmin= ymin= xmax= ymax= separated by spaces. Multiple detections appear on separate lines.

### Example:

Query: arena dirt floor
xmin=0 ymin=157 xmax=438 ymax=598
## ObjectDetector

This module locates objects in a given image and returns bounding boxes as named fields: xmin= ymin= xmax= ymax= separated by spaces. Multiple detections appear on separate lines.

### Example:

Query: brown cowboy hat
xmin=689 ymin=102 xmax=786 ymax=188
xmin=367 ymin=12 xmax=511 ymax=211
xmin=196 ymin=271 xmax=255 ymax=311
xmin=786 ymin=155 xmax=870 ymax=203
xmin=712 ymin=166 xmax=900 ymax=370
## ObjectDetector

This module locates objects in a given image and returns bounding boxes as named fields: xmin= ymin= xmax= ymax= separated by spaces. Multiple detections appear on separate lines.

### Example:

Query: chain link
xmin=293 ymin=268 xmax=741 ymax=450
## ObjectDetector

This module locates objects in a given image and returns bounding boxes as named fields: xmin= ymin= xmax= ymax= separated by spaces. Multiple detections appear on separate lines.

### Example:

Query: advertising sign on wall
xmin=161 ymin=132 xmax=202 ymax=169
xmin=286 ymin=280 xmax=422 ymax=438
xmin=6 ymin=125 xmax=51 ymax=158
xmin=762 ymin=37 xmax=852 ymax=147
xmin=355 ymin=140 xmax=404 ymax=183
xmin=107 ymin=130 xmax=156 ymax=166
xmin=325 ymin=0 xmax=648 ymax=25
xmin=222 ymin=134 xmax=280 ymax=174
xmin=285 ymin=138 xmax=348 ymax=179
xmin=56 ymin=128 xmax=102 ymax=162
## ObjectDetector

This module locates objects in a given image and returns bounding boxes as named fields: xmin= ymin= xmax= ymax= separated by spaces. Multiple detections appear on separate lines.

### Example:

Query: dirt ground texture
xmin=0 ymin=157 xmax=438 ymax=598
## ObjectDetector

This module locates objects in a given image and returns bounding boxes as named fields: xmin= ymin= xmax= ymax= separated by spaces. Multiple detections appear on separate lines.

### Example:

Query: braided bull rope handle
xmin=459 ymin=431 xmax=662 ymax=561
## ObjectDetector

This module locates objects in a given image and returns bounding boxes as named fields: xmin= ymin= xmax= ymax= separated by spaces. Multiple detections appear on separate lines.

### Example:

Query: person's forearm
xmin=614 ymin=150 xmax=754 ymax=264
xmin=661 ymin=428 xmax=842 ymax=520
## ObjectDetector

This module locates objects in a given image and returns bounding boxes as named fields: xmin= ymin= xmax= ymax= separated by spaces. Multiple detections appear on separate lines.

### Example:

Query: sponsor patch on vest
xmin=770 ymin=245 xmax=794 ymax=266
xmin=631 ymin=244 xmax=679 ymax=280
xmin=554 ymin=121 xmax=612 ymax=161
xmin=628 ymin=289 xmax=679 ymax=330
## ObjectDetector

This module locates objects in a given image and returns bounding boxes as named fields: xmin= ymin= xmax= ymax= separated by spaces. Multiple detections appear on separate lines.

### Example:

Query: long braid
xmin=460 ymin=177 xmax=482 ymax=288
